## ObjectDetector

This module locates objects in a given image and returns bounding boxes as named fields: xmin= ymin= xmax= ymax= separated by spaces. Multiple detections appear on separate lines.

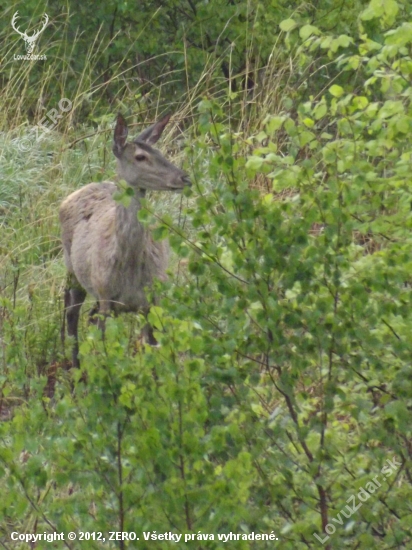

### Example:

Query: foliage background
xmin=0 ymin=0 xmax=412 ymax=548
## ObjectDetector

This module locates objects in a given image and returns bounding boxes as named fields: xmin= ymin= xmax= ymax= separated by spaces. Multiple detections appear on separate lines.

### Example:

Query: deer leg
xmin=88 ymin=301 xmax=100 ymax=325
xmin=97 ymin=300 xmax=111 ymax=334
xmin=66 ymin=286 xmax=87 ymax=368
xmin=143 ymin=323 xmax=159 ymax=346
xmin=142 ymin=304 xmax=159 ymax=347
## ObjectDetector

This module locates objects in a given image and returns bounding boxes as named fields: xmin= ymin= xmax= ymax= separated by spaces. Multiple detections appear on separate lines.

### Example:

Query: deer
xmin=11 ymin=12 xmax=49 ymax=54
xmin=60 ymin=113 xmax=191 ymax=367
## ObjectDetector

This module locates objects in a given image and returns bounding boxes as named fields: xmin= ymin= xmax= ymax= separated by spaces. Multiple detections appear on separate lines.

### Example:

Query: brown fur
xmin=60 ymin=114 xmax=190 ymax=367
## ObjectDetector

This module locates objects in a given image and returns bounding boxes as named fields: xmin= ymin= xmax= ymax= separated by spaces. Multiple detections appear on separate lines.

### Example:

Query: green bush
xmin=1 ymin=1 xmax=412 ymax=549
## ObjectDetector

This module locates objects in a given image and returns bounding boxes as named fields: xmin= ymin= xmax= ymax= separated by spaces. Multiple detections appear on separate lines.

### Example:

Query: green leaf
xmin=352 ymin=96 xmax=369 ymax=110
xmin=361 ymin=0 xmax=399 ymax=25
xmin=113 ymin=188 xmax=133 ymax=207
xmin=385 ymin=23 xmax=412 ymax=46
xmin=337 ymin=34 xmax=353 ymax=48
xmin=152 ymin=225 xmax=169 ymax=241
xmin=329 ymin=85 xmax=344 ymax=97
xmin=360 ymin=0 xmax=385 ymax=20
xmin=314 ymin=103 xmax=327 ymax=120
xmin=396 ymin=118 xmax=409 ymax=133
xmin=302 ymin=117 xmax=315 ymax=128
xmin=279 ymin=18 xmax=297 ymax=32
xmin=300 ymin=25 xmax=319 ymax=40
xmin=246 ymin=156 xmax=265 ymax=171
xmin=137 ymin=208 xmax=149 ymax=221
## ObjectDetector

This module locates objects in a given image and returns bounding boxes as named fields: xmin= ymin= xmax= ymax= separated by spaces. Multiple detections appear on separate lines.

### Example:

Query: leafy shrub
xmin=1 ymin=2 xmax=412 ymax=549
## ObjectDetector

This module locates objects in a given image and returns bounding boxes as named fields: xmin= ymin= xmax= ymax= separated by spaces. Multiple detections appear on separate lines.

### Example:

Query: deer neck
xmin=115 ymin=187 xmax=147 ymax=247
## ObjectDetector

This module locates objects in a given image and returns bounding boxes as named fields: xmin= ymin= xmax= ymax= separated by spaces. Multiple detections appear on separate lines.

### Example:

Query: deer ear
xmin=136 ymin=113 xmax=171 ymax=145
xmin=113 ymin=114 xmax=128 ymax=158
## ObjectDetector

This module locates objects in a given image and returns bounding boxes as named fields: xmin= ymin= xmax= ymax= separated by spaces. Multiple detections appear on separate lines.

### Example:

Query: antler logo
xmin=12 ymin=11 xmax=49 ymax=54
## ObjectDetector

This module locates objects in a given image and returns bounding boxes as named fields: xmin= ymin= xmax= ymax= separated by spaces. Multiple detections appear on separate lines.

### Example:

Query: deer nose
xmin=182 ymin=175 xmax=192 ymax=186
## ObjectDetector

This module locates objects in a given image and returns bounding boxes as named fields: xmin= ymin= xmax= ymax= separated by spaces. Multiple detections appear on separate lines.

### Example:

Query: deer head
xmin=113 ymin=114 xmax=191 ymax=191
xmin=12 ymin=12 xmax=49 ymax=54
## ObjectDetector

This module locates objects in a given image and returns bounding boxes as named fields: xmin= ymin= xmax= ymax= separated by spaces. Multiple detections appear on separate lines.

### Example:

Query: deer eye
xmin=135 ymin=154 xmax=147 ymax=162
